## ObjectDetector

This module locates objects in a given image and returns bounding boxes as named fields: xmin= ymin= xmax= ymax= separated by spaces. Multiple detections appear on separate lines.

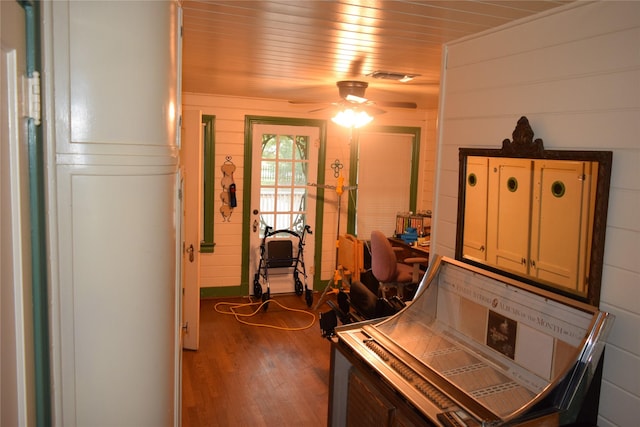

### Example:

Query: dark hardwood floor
xmin=181 ymin=293 xmax=336 ymax=427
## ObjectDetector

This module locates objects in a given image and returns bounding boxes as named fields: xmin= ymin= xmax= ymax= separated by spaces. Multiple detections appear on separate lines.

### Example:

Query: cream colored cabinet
xmin=486 ymin=158 xmax=533 ymax=275
xmin=484 ymin=158 xmax=596 ymax=293
xmin=462 ymin=156 xmax=490 ymax=261
xmin=530 ymin=160 xmax=596 ymax=293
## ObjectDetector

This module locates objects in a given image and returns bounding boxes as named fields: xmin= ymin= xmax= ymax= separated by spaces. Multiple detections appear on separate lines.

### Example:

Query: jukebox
xmin=328 ymin=118 xmax=614 ymax=426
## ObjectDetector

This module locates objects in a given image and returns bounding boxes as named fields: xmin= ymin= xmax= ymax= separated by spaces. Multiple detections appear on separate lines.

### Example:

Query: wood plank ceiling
xmin=182 ymin=1 xmax=572 ymax=109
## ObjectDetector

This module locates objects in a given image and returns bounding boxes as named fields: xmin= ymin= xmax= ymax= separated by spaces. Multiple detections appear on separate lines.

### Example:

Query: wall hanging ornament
xmin=220 ymin=156 xmax=237 ymax=221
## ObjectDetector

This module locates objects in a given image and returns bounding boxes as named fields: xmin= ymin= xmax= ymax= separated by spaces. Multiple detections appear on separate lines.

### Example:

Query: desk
xmin=388 ymin=238 xmax=429 ymax=270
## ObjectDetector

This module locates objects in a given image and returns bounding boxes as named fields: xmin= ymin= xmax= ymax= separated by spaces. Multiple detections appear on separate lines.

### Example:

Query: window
xmin=258 ymin=133 xmax=310 ymax=234
xmin=348 ymin=126 xmax=420 ymax=239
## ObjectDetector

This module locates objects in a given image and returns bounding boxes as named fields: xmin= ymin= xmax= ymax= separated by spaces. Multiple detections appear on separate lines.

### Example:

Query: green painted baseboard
xmin=200 ymin=286 xmax=245 ymax=298
xmin=200 ymin=277 xmax=326 ymax=299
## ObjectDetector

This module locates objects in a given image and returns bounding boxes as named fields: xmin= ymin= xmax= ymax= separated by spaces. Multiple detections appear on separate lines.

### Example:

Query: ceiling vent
xmin=367 ymin=71 xmax=420 ymax=82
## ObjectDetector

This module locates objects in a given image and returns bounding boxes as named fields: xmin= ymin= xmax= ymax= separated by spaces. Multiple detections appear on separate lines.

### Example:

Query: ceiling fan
xmin=289 ymin=80 xmax=418 ymax=114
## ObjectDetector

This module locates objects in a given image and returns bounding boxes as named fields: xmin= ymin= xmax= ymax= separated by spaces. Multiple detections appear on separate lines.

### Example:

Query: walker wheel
xmin=253 ymin=277 xmax=262 ymax=299
xmin=262 ymin=289 xmax=270 ymax=311
xmin=305 ymin=289 xmax=313 ymax=307
xmin=294 ymin=278 xmax=304 ymax=296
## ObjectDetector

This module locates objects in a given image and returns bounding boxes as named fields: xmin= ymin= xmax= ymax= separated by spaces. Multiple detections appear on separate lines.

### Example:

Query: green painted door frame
xmin=346 ymin=126 xmax=421 ymax=236
xmin=200 ymin=116 xmax=327 ymax=298
xmin=19 ymin=0 xmax=52 ymax=425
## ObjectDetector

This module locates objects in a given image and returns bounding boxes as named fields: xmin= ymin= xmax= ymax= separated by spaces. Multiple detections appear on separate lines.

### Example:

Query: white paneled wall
xmin=421 ymin=111 xmax=438 ymax=211
xmin=43 ymin=2 xmax=181 ymax=425
xmin=182 ymin=94 xmax=434 ymax=292
xmin=433 ymin=2 xmax=640 ymax=425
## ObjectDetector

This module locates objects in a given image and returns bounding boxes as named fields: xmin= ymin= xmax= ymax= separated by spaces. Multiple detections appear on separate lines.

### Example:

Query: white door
xmin=249 ymin=125 xmax=319 ymax=296
xmin=181 ymin=110 xmax=201 ymax=350
xmin=174 ymin=171 xmax=184 ymax=426
xmin=1 ymin=1 xmax=34 ymax=424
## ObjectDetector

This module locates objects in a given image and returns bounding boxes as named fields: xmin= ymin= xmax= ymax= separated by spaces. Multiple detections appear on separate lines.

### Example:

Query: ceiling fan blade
xmin=375 ymin=100 xmax=418 ymax=109
xmin=363 ymin=105 xmax=387 ymax=116
xmin=289 ymin=100 xmax=325 ymax=105
xmin=308 ymin=106 xmax=332 ymax=113
xmin=307 ymin=102 xmax=342 ymax=113
xmin=307 ymin=102 xmax=385 ymax=116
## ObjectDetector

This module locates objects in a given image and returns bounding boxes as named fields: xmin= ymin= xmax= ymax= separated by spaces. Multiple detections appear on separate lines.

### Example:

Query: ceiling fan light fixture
xmin=331 ymin=108 xmax=373 ymax=128
xmin=336 ymin=80 xmax=368 ymax=99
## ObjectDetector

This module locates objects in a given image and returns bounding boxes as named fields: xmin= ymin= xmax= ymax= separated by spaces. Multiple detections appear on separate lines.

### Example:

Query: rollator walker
xmin=253 ymin=224 xmax=313 ymax=309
